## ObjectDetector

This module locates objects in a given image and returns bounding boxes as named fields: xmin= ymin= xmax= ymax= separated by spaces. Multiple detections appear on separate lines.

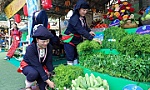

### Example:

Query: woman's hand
xmin=48 ymin=81 xmax=55 ymax=88
xmin=89 ymin=31 xmax=95 ymax=36
xmin=46 ymin=79 xmax=55 ymax=88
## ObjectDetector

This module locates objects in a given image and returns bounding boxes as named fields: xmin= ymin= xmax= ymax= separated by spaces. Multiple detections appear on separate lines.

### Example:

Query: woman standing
xmin=4 ymin=23 xmax=22 ymax=60
xmin=18 ymin=25 xmax=55 ymax=90
xmin=63 ymin=0 xmax=99 ymax=65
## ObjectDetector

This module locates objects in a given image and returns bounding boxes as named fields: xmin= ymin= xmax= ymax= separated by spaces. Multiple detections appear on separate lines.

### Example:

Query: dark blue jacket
xmin=23 ymin=43 xmax=54 ymax=81
xmin=31 ymin=10 xmax=48 ymax=36
xmin=64 ymin=0 xmax=93 ymax=45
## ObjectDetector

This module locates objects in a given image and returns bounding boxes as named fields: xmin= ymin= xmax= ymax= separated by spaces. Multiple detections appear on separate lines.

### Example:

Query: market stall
xmin=49 ymin=0 xmax=150 ymax=90
xmin=0 ymin=0 xmax=150 ymax=90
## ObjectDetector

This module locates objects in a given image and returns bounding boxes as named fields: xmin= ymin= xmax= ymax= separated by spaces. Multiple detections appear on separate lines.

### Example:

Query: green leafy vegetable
xmin=80 ymin=53 xmax=150 ymax=82
xmin=102 ymin=26 xmax=127 ymax=49
xmin=51 ymin=64 xmax=84 ymax=90
xmin=117 ymin=34 xmax=150 ymax=57
xmin=77 ymin=40 xmax=102 ymax=55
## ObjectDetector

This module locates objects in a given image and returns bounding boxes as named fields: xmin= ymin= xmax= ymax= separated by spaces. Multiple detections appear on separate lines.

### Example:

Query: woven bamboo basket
xmin=121 ymin=22 xmax=138 ymax=29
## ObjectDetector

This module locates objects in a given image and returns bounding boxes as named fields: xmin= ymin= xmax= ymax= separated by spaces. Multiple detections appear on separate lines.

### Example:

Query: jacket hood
xmin=69 ymin=0 xmax=89 ymax=26
xmin=74 ymin=0 xmax=89 ymax=11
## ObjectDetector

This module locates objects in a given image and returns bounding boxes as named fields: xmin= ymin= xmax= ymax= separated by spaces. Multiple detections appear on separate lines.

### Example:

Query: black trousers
xmin=22 ymin=66 xmax=47 ymax=90
xmin=64 ymin=43 xmax=78 ymax=61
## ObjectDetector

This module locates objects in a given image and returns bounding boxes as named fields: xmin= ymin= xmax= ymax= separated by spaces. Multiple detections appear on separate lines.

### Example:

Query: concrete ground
xmin=0 ymin=52 xmax=25 ymax=90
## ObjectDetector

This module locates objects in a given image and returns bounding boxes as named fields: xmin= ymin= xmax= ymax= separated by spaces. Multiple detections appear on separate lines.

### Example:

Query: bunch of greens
xmin=51 ymin=64 xmax=84 ymax=90
xmin=117 ymin=34 xmax=150 ymax=57
xmin=77 ymin=40 xmax=102 ymax=65
xmin=77 ymin=40 xmax=102 ymax=55
xmin=102 ymin=26 xmax=127 ymax=49
xmin=80 ymin=53 xmax=150 ymax=82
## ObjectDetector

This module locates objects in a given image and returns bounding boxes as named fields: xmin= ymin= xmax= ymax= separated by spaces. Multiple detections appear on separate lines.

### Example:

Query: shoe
xmin=73 ymin=59 xmax=78 ymax=65
xmin=67 ymin=61 xmax=73 ymax=65
xmin=4 ymin=56 xmax=10 ymax=60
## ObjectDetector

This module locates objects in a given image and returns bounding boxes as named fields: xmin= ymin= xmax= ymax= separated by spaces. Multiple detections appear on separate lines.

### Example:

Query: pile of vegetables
xmin=71 ymin=73 xmax=109 ymax=90
xmin=77 ymin=40 xmax=102 ymax=65
xmin=79 ymin=52 xmax=150 ymax=82
xmin=51 ymin=64 xmax=84 ymax=90
xmin=93 ymin=23 xmax=108 ymax=28
xmin=102 ymin=26 xmax=127 ymax=49
xmin=117 ymin=34 xmax=150 ymax=57
xmin=76 ymin=27 xmax=150 ymax=82
xmin=91 ymin=19 xmax=108 ymax=29
xmin=77 ymin=40 xmax=102 ymax=55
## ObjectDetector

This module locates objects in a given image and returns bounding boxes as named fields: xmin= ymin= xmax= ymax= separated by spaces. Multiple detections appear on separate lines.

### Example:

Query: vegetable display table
xmin=76 ymin=65 xmax=150 ymax=90
xmin=124 ymin=28 xmax=137 ymax=34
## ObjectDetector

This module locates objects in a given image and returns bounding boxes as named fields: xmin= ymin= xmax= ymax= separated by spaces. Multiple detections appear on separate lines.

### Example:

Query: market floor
xmin=0 ymin=52 xmax=25 ymax=90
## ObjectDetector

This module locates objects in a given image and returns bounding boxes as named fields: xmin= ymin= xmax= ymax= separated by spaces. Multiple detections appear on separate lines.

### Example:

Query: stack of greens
xmin=77 ymin=40 xmax=102 ymax=55
xmin=77 ymin=39 xmax=150 ymax=82
xmin=51 ymin=64 xmax=84 ymax=90
xmin=77 ymin=40 xmax=102 ymax=64
xmin=102 ymin=26 xmax=127 ymax=49
xmin=79 ymin=52 xmax=150 ymax=82
xmin=117 ymin=34 xmax=150 ymax=57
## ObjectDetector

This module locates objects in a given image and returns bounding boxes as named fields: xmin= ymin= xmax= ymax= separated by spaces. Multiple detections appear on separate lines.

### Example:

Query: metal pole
xmin=37 ymin=0 xmax=41 ymax=10
xmin=59 ymin=17 xmax=61 ymax=35
xmin=8 ymin=19 xmax=11 ymax=49
xmin=139 ymin=0 xmax=143 ymax=9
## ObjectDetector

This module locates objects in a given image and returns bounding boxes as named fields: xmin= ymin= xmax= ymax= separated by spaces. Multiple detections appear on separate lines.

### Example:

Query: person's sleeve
xmin=45 ymin=44 xmax=54 ymax=72
xmin=73 ymin=20 xmax=94 ymax=40
xmin=86 ymin=26 xmax=91 ymax=32
xmin=25 ymin=46 xmax=48 ymax=81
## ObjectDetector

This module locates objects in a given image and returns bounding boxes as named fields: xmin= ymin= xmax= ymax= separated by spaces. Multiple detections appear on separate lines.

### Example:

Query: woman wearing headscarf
xmin=31 ymin=10 xmax=48 ymax=36
xmin=18 ymin=25 xmax=55 ymax=90
xmin=63 ymin=0 xmax=100 ymax=65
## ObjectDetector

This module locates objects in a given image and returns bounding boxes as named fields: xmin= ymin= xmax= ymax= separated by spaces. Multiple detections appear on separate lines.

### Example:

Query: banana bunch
xmin=71 ymin=73 xmax=109 ymax=90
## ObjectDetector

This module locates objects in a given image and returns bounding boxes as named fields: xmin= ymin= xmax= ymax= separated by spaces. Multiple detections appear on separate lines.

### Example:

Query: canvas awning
xmin=0 ymin=0 xmax=111 ymax=19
